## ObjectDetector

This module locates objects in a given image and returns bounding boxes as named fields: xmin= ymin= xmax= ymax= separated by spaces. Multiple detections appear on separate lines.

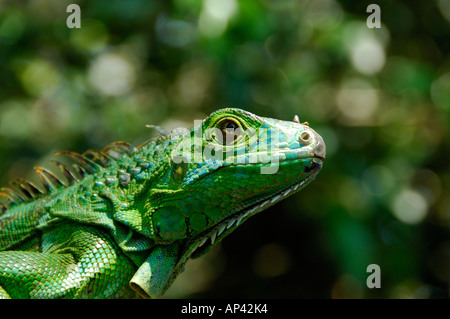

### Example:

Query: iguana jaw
xmin=137 ymin=158 xmax=322 ymax=299
xmin=184 ymin=157 xmax=323 ymax=259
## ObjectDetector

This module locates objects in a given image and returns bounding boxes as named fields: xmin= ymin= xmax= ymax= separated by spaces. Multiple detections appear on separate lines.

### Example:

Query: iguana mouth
xmin=185 ymin=158 xmax=323 ymax=258
xmin=314 ymin=155 xmax=325 ymax=162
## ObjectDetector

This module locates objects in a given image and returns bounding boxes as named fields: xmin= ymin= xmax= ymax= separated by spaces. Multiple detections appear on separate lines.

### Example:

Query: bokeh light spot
xmin=351 ymin=36 xmax=386 ymax=75
xmin=88 ymin=53 xmax=136 ymax=96
xmin=391 ymin=189 xmax=428 ymax=224
xmin=19 ymin=59 xmax=60 ymax=97
xmin=199 ymin=0 xmax=237 ymax=38
xmin=336 ymin=78 xmax=379 ymax=125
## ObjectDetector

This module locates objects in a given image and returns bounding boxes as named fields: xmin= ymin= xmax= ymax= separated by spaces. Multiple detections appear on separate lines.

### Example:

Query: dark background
xmin=0 ymin=0 xmax=449 ymax=298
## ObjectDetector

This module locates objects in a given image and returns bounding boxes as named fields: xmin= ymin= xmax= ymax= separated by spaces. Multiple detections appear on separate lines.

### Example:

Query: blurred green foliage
xmin=0 ymin=0 xmax=449 ymax=298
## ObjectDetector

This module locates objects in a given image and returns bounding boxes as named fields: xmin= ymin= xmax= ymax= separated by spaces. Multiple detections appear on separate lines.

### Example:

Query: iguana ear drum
xmin=152 ymin=205 xmax=188 ymax=241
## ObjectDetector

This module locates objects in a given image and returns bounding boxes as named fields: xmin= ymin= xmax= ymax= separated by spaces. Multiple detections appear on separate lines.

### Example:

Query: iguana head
xmin=150 ymin=108 xmax=325 ymax=245
xmin=132 ymin=108 xmax=325 ymax=298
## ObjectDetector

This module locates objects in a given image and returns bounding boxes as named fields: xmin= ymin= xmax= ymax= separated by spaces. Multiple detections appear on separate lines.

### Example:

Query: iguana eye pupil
xmin=218 ymin=119 xmax=240 ymax=145
xmin=225 ymin=122 xmax=237 ymax=131
xmin=220 ymin=120 xmax=238 ymax=132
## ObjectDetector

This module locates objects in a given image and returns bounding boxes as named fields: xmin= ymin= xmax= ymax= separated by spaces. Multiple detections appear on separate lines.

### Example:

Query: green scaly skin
xmin=0 ymin=108 xmax=325 ymax=298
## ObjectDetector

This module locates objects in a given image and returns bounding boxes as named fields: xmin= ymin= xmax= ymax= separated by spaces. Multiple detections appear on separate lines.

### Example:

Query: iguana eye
xmin=218 ymin=119 xmax=240 ymax=145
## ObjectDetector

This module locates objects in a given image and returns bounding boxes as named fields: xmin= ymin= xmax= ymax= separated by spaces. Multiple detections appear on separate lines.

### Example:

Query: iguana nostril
xmin=298 ymin=128 xmax=326 ymax=160
xmin=299 ymin=131 xmax=312 ymax=145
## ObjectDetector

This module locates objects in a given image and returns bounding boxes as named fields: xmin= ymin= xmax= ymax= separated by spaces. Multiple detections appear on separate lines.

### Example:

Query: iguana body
xmin=0 ymin=108 xmax=325 ymax=298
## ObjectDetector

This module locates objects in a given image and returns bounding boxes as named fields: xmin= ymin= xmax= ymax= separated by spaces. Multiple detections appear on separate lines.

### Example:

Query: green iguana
xmin=0 ymin=108 xmax=325 ymax=298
